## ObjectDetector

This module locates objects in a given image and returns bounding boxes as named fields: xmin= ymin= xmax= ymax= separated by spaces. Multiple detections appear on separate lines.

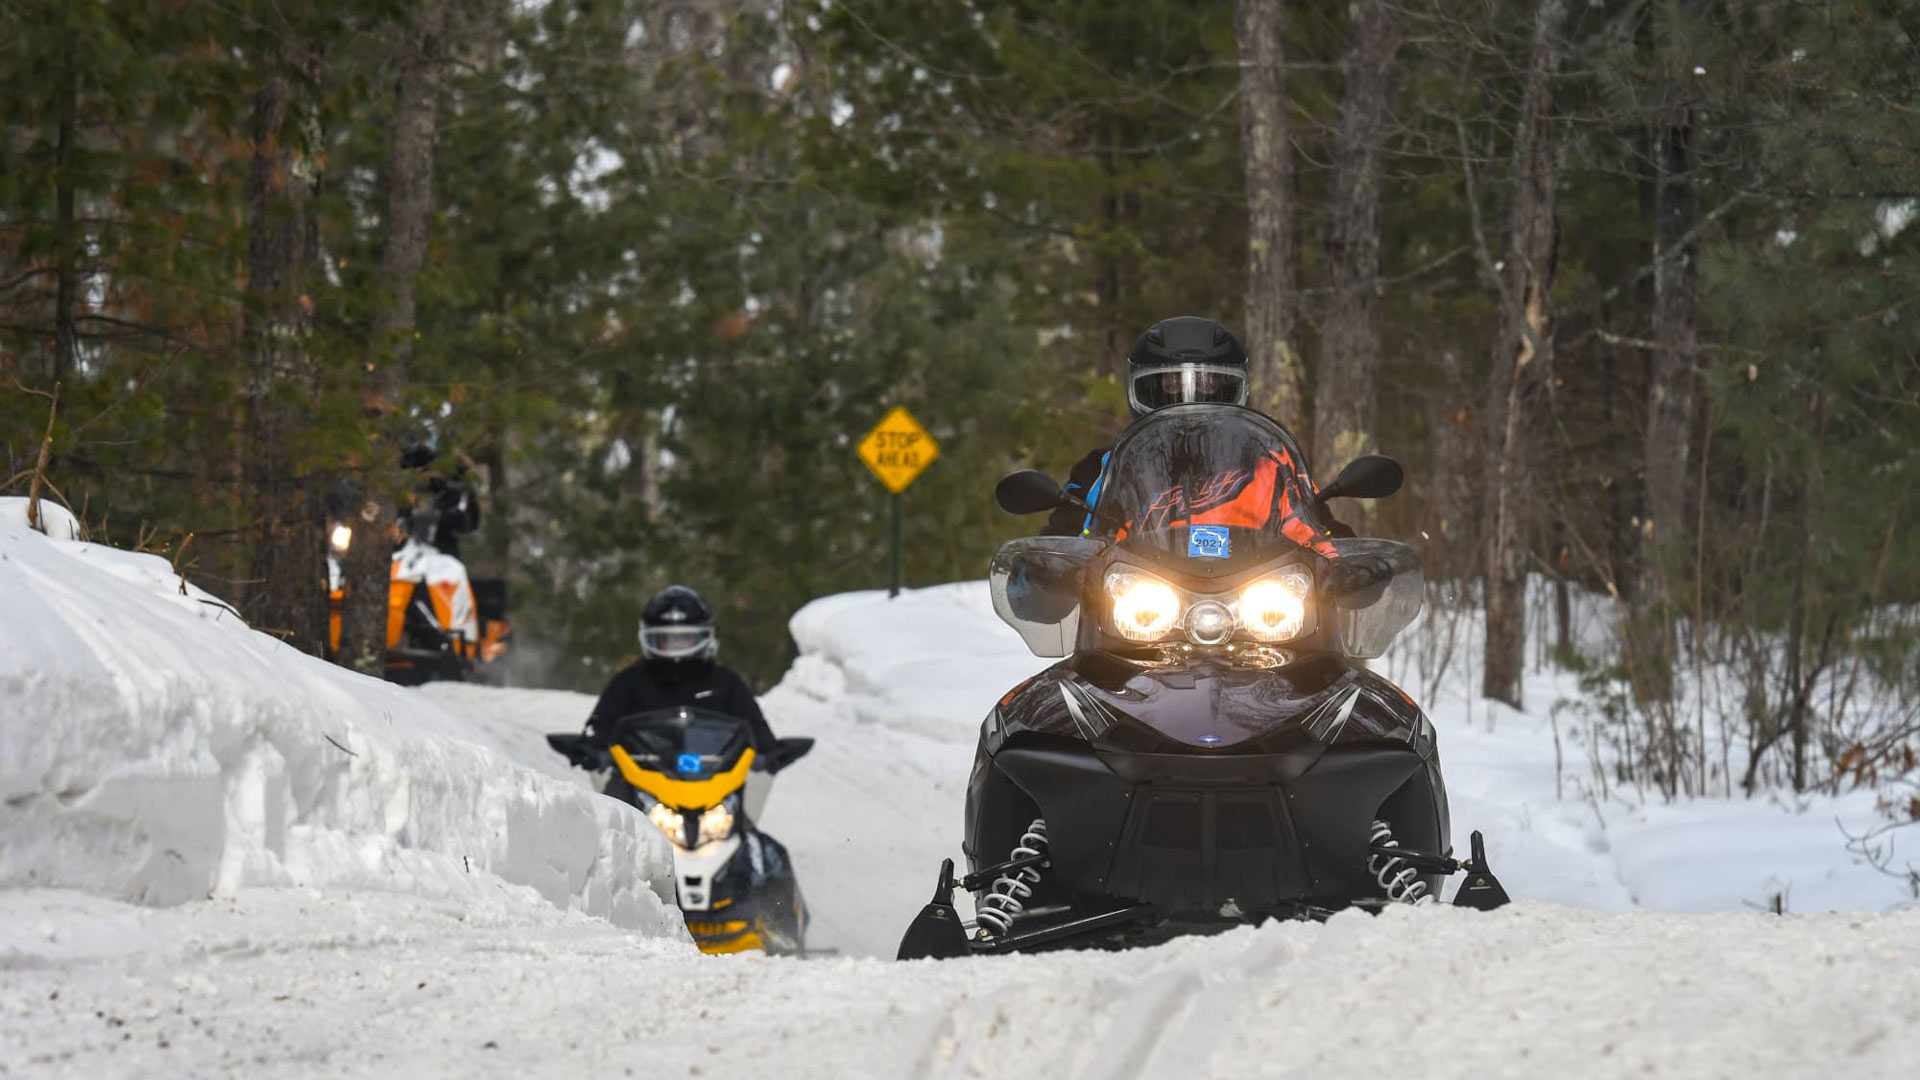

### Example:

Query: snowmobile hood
xmin=992 ymin=653 xmax=1431 ymax=759
xmin=612 ymin=744 xmax=755 ymax=811
xmin=1074 ymin=657 xmax=1347 ymax=751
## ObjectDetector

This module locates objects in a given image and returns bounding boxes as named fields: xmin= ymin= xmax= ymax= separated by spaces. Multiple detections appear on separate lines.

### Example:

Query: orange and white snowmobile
xmin=327 ymin=508 xmax=511 ymax=686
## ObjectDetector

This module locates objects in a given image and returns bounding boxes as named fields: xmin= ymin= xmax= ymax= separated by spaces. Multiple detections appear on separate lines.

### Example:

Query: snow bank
xmin=0 ymin=499 xmax=680 ymax=934
xmin=777 ymin=582 xmax=1039 ymax=742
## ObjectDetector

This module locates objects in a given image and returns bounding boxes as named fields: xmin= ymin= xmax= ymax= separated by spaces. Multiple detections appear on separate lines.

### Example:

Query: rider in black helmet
xmin=1043 ymin=316 xmax=1257 ymax=537
xmin=583 ymin=585 xmax=777 ymax=753
xmin=1121 ymin=315 xmax=1252 ymax=414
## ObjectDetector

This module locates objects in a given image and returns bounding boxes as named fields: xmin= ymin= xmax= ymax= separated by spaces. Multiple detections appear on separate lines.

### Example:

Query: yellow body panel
xmin=697 ymin=930 xmax=766 ymax=955
xmin=684 ymin=918 xmax=749 ymax=937
xmin=684 ymin=919 xmax=764 ymax=955
xmin=610 ymin=745 xmax=755 ymax=811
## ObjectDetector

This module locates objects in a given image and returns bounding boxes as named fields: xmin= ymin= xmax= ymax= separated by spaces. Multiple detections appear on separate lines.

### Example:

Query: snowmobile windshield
xmin=1097 ymin=404 xmax=1338 ymax=578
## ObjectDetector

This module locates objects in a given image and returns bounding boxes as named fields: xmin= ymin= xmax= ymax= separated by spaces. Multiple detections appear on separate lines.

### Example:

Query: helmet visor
xmin=640 ymin=625 xmax=714 ymax=659
xmin=1128 ymin=363 xmax=1250 ymax=412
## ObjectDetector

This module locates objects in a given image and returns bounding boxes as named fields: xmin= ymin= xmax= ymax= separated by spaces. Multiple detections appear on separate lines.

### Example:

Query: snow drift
xmin=0 ymin=499 xmax=680 ymax=934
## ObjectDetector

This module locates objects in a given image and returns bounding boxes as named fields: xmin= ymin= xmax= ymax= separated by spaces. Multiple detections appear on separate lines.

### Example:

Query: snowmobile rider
xmin=583 ymin=585 xmax=778 ymax=754
xmin=400 ymin=443 xmax=482 ymax=557
xmin=1040 ymin=315 xmax=1354 ymax=539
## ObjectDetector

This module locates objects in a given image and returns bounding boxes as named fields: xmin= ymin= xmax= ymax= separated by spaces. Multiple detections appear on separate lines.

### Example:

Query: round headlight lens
xmin=647 ymin=802 xmax=684 ymax=844
xmin=1105 ymin=569 xmax=1182 ymax=642
xmin=698 ymin=802 xmax=735 ymax=844
xmin=1186 ymin=600 xmax=1235 ymax=645
xmin=1237 ymin=575 xmax=1308 ymax=642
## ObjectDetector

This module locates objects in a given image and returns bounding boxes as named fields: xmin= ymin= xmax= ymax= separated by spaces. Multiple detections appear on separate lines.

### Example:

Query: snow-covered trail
xmin=430 ymin=582 xmax=1915 ymax=960
xmin=9 ymin=512 xmax=1920 ymax=1078
xmin=7 ymin=887 xmax=1918 ymax=1078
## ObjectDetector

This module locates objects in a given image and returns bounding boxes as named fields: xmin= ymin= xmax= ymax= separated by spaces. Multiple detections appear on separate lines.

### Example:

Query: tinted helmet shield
xmin=639 ymin=584 xmax=717 ymax=660
xmin=641 ymin=625 xmax=715 ymax=659
xmin=1127 ymin=363 xmax=1250 ymax=413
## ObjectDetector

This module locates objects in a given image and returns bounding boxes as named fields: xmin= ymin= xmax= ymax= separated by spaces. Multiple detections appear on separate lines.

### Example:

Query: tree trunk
xmin=1236 ymin=0 xmax=1305 ymax=431
xmin=338 ymin=1 xmax=452 ymax=675
xmin=242 ymin=49 xmax=328 ymax=653
xmin=1481 ymin=0 xmax=1567 ymax=709
xmin=1631 ymin=81 xmax=1701 ymax=697
xmin=1785 ymin=394 xmax=1827 ymax=791
xmin=1427 ymin=348 xmax=1477 ymax=581
xmin=1313 ymin=0 xmax=1404 ymax=496
xmin=52 ymin=31 xmax=78 ymax=385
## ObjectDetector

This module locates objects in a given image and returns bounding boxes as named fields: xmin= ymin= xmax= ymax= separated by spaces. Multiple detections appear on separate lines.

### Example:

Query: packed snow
xmin=4 ymin=502 xmax=1918 ymax=1077
xmin=7 ymin=886 xmax=1917 ymax=1077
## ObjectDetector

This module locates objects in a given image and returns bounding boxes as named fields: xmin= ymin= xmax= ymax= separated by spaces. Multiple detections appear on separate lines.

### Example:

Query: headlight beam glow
xmin=1105 ymin=569 xmax=1181 ymax=642
xmin=1236 ymin=575 xmax=1308 ymax=642
xmin=646 ymin=802 xmax=684 ymax=845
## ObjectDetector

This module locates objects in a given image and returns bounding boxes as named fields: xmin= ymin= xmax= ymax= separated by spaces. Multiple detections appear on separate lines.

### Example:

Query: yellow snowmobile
xmin=549 ymin=707 xmax=814 ymax=955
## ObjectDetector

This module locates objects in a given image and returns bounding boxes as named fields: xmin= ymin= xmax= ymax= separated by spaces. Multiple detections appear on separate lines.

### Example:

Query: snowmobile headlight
xmin=1236 ymin=570 xmax=1311 ymax=642
xmin=1105 ymin=567 xmax=1182 ymax=642
xmin=698 ymin=802 xmax=735 ymax=844
xmin=330 ymin=523 xmax=353 ymax=553
xmin=647 ymin=802 xmax=684 ymax=843
xmin=1185 ymin=600 xmax=1235 ymax=645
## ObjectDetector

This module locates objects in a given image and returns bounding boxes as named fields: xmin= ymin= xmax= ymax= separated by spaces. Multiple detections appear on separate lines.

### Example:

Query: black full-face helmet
xmin=1125 ymin=316 xmax=1251 ymax=416
xmin=639 ymin=585 xmax=717 ymax=662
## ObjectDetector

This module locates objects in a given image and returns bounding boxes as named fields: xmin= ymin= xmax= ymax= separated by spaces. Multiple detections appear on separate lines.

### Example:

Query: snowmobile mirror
xmin=1315 ymin=454 xmax=1404 ymax=503
xmin=995 ymin=469 xmax=1069 ymax=515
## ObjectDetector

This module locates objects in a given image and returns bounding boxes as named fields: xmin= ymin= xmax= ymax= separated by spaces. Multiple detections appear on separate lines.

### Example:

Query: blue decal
xmin=676 ymin=752 xmax=704 ymax=776
xmin=1189 ymin=525 xmax=1230 ymax=559
xmin=1080 ymin=451 xmax=1113 ymax=537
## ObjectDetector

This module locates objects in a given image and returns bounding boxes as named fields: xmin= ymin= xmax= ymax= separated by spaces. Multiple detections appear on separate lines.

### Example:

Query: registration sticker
xmin=1189 ymin=525 xmax=1230 ymax=559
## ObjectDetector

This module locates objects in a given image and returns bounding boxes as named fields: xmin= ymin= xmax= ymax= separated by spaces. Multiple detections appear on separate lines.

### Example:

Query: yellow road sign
xmin=857 ymin=407 xmax=940 ymax=493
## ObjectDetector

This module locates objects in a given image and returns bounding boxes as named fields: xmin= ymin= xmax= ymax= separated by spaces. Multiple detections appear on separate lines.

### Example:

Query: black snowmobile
xmin=898 ymin=404 xmax=1509 ymax=960
xmin=550 ymin=707 xmax=814 ymax=955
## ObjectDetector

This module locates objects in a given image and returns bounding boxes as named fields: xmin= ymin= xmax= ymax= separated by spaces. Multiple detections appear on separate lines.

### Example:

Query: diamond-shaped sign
xmin=856 ymin=407 xmax=940 ymax=494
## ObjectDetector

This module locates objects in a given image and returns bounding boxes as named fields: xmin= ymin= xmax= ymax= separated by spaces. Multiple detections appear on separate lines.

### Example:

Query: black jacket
xmin=584 ymin=658 xmax=776 ymax=752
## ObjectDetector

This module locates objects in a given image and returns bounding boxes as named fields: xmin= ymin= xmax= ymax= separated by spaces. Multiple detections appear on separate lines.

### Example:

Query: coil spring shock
xmin=1368 ymin=819 xmax=1433 ymax=905
xmin=974 ymin=818 xmax=1048 ymax=936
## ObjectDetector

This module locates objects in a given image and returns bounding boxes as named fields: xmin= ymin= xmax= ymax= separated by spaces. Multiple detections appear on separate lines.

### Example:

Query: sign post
xmin=856 ymin=407 xmax=939 ymax=598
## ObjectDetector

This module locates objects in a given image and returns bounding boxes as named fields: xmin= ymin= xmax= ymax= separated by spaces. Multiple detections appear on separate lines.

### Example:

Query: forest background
xmin=3 ymin=0 xmax=1915 ymax=804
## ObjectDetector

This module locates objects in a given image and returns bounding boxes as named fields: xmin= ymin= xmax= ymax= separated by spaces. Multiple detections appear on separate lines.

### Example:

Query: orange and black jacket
xmin=1041 ymin=445 xmax=1355 ymax=540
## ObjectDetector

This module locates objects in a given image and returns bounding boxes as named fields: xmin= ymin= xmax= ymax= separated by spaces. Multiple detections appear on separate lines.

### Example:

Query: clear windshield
xmin=1097 ymin=404 xmax=1339 ymax=576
